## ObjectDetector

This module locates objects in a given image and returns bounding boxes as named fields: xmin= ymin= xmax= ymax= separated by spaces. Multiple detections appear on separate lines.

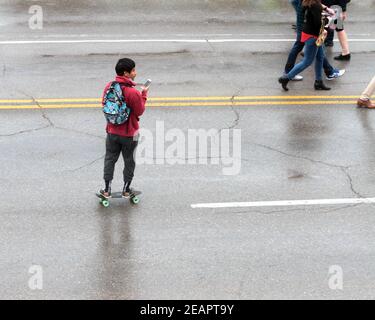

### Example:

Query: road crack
xmin=225 ymin=91 xmax=241 ymax=131
xmin=18 ymin=90 xmax=55 ymax=128
xmin=64 ymin=154 xmax=105 ymax=172
xmin=0 ymin=125 xmax=50 ymax=137
xmin=253 ymin=142 xmax=364 ymax=198
xmin=205 ymin=39 xmax=241 ymax=132
xmin=54 ymin=126 xmax=105 ymax=140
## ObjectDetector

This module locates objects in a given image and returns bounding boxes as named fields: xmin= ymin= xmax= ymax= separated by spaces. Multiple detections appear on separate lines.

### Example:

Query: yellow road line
xmin=0 ymin=95 xmax=359 ymax=104
xmin=0 ymin=100 xmax=357 ymax=109
xmin=149 ymin=95 xmax=359 ymax=101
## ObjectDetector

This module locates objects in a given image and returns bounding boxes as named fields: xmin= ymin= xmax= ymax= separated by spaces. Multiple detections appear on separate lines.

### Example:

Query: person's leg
xmin=284 ymin=36 xmax=305 ymax=74
xmin=322 ymin=44 xmax=347 ymax=80
xmin=337 ymin=30 xmax=350 ymax=54
xmin=121 ymin=135 xmax=139 ymax=194
xmin=314 ymin=46 xmax=331 ymax=90
xmin=324 ymin=28 xmax=334 ymax=46
xmin=315 ymin=46 xmax=324 ymax=81
xmin=287 ymin=39 xmax=317 ymax=78
xmin=290 ymin=0 xmax=299 ymax=30
xmin=361 ymin=76 xmax=375 ymax=100
xmin=323 ymin=55 xmax=335 ymax=77
xmin=290 ymin=0 xmax=299 ymax=13
xmin=102 ymin=134 xmax=122 ymax=195
xmin=357 ymin=76 xmax=375 ymax=108
xmin=314 ymin=46 xmax=324 ymax=81
xmin=279 ymin=38 xmax=317 ymax=91
xmin=334 ymin=28 xmax=351 ymax=60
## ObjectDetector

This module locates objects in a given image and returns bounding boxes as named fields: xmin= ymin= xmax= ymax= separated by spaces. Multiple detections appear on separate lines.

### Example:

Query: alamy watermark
xmin=328 ymin=265 xmax=343 ymax=290
xmin=28 ymin=5 xmax=43 ymax=30
xmin=28 ymin=265 xmax=43 ymax=290
xmin=330 ymin=6 xmax=344 ymax=30
xmin=136 ymin=121 xmax=242 ymax=176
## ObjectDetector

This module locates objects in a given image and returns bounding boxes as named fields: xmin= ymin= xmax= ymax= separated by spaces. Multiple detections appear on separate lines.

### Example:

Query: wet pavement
xmin=1 ymin=0 xmax=375 ymax=299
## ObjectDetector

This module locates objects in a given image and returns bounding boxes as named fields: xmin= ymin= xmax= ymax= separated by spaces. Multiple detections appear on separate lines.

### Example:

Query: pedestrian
xmin=357 ymin=76 xmax=375 ymax=109
xmin=284 ymin=0 xmax=345 ymax=82
xmin=322 ymin=0 xmax=351 ymax=61
xmin=99 ymin=58 xmax=148 ymax=198
xmin=279 ymin=0 xmax=338 ymax=91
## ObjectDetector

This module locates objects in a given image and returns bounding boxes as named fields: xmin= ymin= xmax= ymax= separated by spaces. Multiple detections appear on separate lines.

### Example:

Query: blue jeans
xmin=287 ymin=38 xmax=325 ymax=81
xmin=284 ymin=36 xmax=336 ymax=76
xmin=289 ymin=0 xmax=299 ymax=13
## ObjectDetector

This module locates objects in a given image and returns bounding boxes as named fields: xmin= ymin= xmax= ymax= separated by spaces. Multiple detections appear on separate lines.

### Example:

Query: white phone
xmin=143 ymin=79 xmax=152 ymax=89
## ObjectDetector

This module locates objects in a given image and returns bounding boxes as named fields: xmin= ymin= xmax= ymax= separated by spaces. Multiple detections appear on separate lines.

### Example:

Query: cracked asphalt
xmin=1 ymin=0 xmax=375 ymax=300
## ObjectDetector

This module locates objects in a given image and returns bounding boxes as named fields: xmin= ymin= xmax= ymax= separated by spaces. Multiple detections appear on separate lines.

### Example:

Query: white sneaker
xmin=326 ymin=69 xmax=345 ymax=81
xmin=291 ymin=74 xmax=303 ymax=81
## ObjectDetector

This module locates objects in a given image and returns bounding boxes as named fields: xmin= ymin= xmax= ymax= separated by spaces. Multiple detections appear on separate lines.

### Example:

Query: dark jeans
xmin=284 ymin=35 xmax=336 ymax=77
xmin=286 ymin=38 xmax=325 ymax=81
xmin=290 ymin=0 xmax=299 ymax=13
xmin=326 ymin=28 xmax=335 ymax=43
xmin=103 ymin=133 xmax=138 ymax=183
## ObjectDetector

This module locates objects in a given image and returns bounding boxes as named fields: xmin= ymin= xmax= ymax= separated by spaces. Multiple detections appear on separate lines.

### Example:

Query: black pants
xmin=103 ymin=133 xmax=138 ymax=183
xmin=326 ymin=28 xmax=335 ymax=43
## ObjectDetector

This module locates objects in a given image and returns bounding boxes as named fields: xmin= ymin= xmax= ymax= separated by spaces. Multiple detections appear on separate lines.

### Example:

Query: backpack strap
xmin=118 ymin=82 xmax=126 ymax=99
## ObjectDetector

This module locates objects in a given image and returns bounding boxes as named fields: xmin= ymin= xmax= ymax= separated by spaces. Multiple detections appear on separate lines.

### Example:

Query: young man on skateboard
xmin=99 ymin=58 xmax=148 ymax=198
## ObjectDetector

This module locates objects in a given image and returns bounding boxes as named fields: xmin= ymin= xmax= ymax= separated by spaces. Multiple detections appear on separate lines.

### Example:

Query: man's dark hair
xmin=115 ymin=58 xmax=136 ymax=76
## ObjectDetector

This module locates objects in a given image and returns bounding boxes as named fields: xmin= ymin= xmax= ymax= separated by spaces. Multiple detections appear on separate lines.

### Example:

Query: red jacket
xmin=103 ymin=76 xmax=147 ymax=137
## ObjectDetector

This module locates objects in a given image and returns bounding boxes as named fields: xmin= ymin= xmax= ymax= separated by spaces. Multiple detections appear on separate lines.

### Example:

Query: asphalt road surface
xmin=1 ymin=0 xmax=375 ymax=299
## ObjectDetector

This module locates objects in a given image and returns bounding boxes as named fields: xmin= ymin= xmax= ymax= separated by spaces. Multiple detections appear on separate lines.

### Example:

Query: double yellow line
xmin=0 ymin=95 xmax=358 ymax=110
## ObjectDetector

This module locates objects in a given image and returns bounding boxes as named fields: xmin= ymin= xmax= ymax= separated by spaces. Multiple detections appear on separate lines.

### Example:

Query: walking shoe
xmin=122 ymin=188 xmax=138 ymax=198
xmin=278 ymin=77 xmax=290 ymax=91
xmin=122 ymin=191 xmax=131 ymax=198
xmin=314 ymin=80 xmax=331 ymax=91
xmin=334 ymin=53 xmax=351 ymax=61
xmin=99 ymin=189 xmax=111 ymax=198
xmin=357 ymin=98 xmax=375 ymax=109
xmin=326 ymin=69 xmax=345 ymax=81
xmin=291 ymin=74 xmax=303 ymax=81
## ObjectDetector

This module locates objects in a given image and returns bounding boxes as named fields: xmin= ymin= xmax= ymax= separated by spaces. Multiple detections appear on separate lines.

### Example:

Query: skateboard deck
xmin=96 ymin=190 xmax=142 ymax=207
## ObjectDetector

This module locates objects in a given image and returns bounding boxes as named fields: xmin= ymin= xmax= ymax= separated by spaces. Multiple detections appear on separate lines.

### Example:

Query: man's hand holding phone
xmin=141 ymin=79 xmax=151 ymax=96
xmin=142 ymin=79 xmax=152 ymax=90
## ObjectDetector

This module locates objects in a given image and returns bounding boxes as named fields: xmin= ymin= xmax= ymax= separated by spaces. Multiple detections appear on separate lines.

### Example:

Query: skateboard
xmin=96 ymin=190 xmax=142 ymax=207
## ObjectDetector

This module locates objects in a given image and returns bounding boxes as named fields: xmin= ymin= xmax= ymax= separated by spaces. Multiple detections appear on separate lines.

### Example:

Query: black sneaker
xmin=334 ymin=53 xmax=351 ymax=61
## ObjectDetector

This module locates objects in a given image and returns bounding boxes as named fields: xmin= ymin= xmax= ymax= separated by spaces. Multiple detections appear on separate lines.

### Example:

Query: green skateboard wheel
xmin=102 ymin=200 xmax=110 ymax=207
xmin=131 ymin=196 xmax=140 ymax=204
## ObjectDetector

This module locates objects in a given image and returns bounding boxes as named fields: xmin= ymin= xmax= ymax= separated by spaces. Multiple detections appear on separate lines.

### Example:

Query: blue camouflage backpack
xmin=102 ymin=82 xmax=131 ymax=125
